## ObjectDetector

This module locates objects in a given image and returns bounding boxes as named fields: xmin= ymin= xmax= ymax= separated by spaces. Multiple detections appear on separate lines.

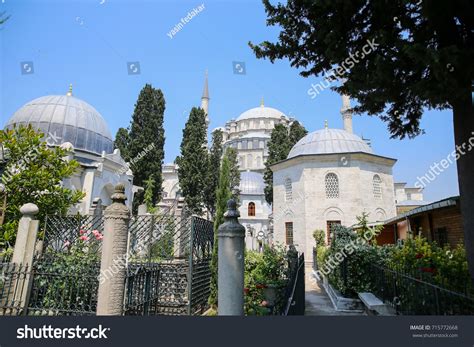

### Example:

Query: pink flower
xmin=79 ymin=235 xmax=89 ymax=241
xmin=95 ymin=233 xmax=104 ymax=240
xmin=79 ymin=229 xmax=86 ymax=235
xmin=260 ymin=300 xmax=269 ymax=307
xmin=63 ymin=240 xmax=71 ymax=248
xmin=92 ymin=229 xmax=99 ymax=235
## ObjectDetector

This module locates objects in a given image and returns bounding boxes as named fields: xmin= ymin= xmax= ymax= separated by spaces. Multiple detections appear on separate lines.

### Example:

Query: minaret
xmin=66 ymin=84 xmax=73 ymax=97
xmin=341 ymin=94 xmax=353 ymax=133
xmin=201 ymin=71 xmax=210 ymax=127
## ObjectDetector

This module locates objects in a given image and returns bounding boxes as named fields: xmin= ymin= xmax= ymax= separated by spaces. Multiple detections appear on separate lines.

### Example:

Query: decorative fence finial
xmin=111 ymin=183 xmax=127 ymax=204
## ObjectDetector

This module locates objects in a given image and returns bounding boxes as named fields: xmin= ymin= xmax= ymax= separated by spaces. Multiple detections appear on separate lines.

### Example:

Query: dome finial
xmin=260 ymin=96 xmax=264 ymax=107
xmin=324 ymin=120 xmax=328 ymax=129
xmin=66 ymin=84 xmax=73 ymax=97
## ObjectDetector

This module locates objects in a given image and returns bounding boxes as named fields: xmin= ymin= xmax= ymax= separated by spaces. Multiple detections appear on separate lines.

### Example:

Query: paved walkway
xmin=304 ymin=267 xmax=365 ymax=316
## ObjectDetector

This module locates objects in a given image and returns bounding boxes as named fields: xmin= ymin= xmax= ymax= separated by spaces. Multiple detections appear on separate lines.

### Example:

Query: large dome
xmin=5 ymin=94 xmax=113 ymax=154
xmin=236 ymin=105 xmax=288 ymax=122
xmin=239 ymin=171 xmax=265 ymax=195
xmin=288 ymin=128 xmax=373 ymax=158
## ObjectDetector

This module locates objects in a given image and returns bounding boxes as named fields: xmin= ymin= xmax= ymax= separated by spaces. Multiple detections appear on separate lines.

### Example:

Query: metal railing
xmin=282 ymin=253 xmax=305 ymax=315
xmin=369 ymin=264 xmax=474 ymax=315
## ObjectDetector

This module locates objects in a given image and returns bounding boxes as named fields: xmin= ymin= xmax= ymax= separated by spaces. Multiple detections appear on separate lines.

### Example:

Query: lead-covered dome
xmin=5 ymin=93 xmax=113 ymax=155
xmin=239 ymin=171 xmax=265 ymax=195
xmin=236 ymin=105 xmax=288 ymax=122
xmin=288 ymin=128 xmax=373 ymax=158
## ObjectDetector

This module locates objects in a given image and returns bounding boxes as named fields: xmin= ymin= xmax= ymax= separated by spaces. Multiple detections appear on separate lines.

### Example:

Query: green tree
xmin=128 ymin=84 xmax=166 ymax=205
xmin=226 ymin=147 xmax=241 ymax=202
xmin=143 ymin=177 xmax=156 ymax=213
xmin=176 ymin=107 xmax=208 ymax=214
xmin=114 ymin=127 xmax=130 ymax=160
xmin=263 ymin=122 xmax=306 ymax=204
xmin=0 ymin=125 xmax=84 ymax=249
xmin=204 ymin=129 xmax=223 ymax=217
xmin=250 ymin=0 xmax=474 ymax=281
xmin=289 ymin=121 xmax=308 ymax=146
xmin=208 ymin=151 xmax=233 ymax=307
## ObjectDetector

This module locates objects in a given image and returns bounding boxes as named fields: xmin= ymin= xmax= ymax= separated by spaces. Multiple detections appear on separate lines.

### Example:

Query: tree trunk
xmin=452 ymin=89 xmax=474 ymax=283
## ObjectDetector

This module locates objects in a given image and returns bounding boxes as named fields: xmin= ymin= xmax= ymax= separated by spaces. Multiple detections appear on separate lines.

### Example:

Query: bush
xmin=244 ymin=244 xmax=288 ymax=315
xmin=325 ymin=225 xmax=393 ymax=296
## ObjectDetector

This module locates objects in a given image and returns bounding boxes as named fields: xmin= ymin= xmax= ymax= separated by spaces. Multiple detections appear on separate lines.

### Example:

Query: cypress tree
xmin=176 ymin=107 xmax=208 ymax=214
xmin=208 ymin=149 xmax=233 ymax=307
xmin=204 ymin=129 xmax=223 ymax=217
xmin=128 ymin=84 xmax=166 ymax=206
xmin=226 ymin=147 xmax=241 ymax=202
xmin=264 ymin=122 xmax=307 ymax=204
xmin=289 ymin=121 xmax=308 ymax=146
xmin=114 ymin=127 xmax=130 ymax=160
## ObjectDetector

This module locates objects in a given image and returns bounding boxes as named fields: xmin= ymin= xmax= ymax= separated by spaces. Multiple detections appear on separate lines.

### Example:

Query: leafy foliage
xmin=204 ymin=129 xmax=223 ymax=217
xmin=264 ymin=122 xmax=307 ymax=204
xmin=127 ymin=84 xmax=166 ymax=205
xmin=208 ymin=150 xmax=232 ymax=307
xmin=250 ymin=0 xmax=474 ymax=280
xmin=0 ymin=125 xmax=84 ymax=248
xmin=113 ymin=127 xmax=130 ymax=159
xmin=244 ymin=245 xmax=288 ymax=315
xmin=176 ymin=107 xmax=208 ymax=214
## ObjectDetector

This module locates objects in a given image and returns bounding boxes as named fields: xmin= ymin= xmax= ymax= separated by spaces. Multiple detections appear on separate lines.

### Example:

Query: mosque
xmin=4 ymin=85 xmax=134 ymax=214
xmin=3 ymin=77 xmax=426 ymax=259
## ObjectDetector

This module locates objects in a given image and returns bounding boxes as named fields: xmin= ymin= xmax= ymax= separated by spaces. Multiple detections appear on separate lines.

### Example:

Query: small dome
xmin=236 ymin=106 xmax=288 ymax=122
xmin=288 ymin=128 xmax=373 ymax=158
xmin=5 ymin=94 xmax=113 ymax=154
xmin=239 ymin=171 xmax=265 ymax=195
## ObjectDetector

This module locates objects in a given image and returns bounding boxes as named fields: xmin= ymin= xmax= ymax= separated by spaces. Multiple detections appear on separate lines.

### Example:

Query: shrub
xmin=244 ymin=244 xmax=288 ymax=315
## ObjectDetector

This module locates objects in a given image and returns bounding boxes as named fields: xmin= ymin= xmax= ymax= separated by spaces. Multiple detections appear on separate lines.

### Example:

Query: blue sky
xmin=0 ymin=0 xmax=459 ymax=202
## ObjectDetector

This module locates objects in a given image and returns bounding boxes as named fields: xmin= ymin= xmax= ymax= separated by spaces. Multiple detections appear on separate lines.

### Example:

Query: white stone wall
xmin=273 ymin=154 xmax=397 ymax=263
xmin=238 ymin=193 xmax=271 ymax=251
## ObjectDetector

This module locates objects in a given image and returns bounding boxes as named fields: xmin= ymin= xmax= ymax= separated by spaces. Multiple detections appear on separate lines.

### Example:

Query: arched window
xmin=325 ymin=173 xmax=339 ymax=199
xmin=248 ymin=202 xmax=256 ymax=217
xmin=373 ymin=175 xmax=382 ymax=199
xmin=256 ymin=156 xmax=262 ymax=168
xmin=285 ymin=178 xmax=292 ymax=201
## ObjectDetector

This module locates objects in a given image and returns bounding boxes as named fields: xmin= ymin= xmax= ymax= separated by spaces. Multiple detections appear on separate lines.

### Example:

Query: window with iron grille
xmin=326 ymin=220 xmax=341 ymax=244
xmin=285 ymin=222 xmax=294 ymax=245
xmin=285 ymin=178 xmax=292 ymax=201
xmin=373 ymin=174 xmax=382 ymax=199
xmin=325 ymin=173 xmax=339 ymax=199
xmin=248 ymin=202 xmax=256 ymax=217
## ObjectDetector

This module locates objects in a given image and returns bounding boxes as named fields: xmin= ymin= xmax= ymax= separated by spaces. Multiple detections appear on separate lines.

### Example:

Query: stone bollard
xmin=218 ymin=199 xmax=245 ymax=316
xmin=4 ymin=203 xmax=40 ymax=314
xmin=11 ymin=203 xmax=40 ymax=266
xmin=97 ymin=184 xmax=130 ymax=316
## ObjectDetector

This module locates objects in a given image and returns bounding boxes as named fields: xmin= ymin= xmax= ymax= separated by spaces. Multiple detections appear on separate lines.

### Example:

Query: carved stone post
xmin=3 ymin=203 xmax=40 ymax=314
xmin=97 ymin=184 xmax=130 ymax=316
xmin=218 ymin=199 xmax=245 ymax=316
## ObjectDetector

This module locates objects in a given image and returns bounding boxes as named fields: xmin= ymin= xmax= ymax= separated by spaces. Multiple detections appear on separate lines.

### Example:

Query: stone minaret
xmin=201 ymin=71 xmax=210 ymax=127
xmin=341 ymin=94 xmax=353 ymax=133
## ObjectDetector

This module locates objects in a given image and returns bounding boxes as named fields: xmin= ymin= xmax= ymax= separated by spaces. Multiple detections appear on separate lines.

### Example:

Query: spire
xmin=200 ymin=71 xmax=210 ymax=127
xmin=341 ymin=94 xmax=353 ymax=133
xmin=260 ymin=96 xmax=264 ymax=107
xmin=66 ymin=84 xmax=73 ymax=97
xmin=201 ymin=70 xmax=209 ymax=100
xmin=324 ymin=120 xmax=328 ymax=129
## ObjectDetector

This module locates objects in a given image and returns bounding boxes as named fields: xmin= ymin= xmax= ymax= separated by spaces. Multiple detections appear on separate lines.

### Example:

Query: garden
xmin=314 ymin=214 xmax=474 ymax=315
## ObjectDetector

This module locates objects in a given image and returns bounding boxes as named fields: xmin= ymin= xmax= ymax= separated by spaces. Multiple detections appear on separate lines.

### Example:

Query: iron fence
xmin=281 ymin=253 xmax=305 ymax=315
xmin=369 ymin=264 xmax=474 ymax=315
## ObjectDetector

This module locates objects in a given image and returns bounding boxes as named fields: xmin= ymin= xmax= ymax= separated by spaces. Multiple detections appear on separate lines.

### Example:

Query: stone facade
xmin=272 ymin=152 xmax=397 ymax=263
